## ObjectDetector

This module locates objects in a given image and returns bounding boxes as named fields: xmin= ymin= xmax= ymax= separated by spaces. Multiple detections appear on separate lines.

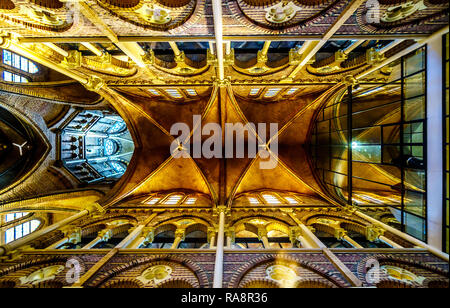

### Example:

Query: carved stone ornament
xmin=19 ymin=265 xmax=64 ymax=285
xmin=265 ymin=1 xmax=301 ymax=24
xmin=136 ymin=265 xmax=173 ymax=285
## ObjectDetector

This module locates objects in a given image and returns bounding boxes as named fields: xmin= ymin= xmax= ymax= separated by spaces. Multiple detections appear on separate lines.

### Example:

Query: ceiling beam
xmin=43 ymin=42 xmax=69 ymax=57
xmin=76 ymin=1 xmax=148 ymax=69
xmin=285 ymin=0 xmax=366 ymax=81
xmin=356 ymin=26 xmax=449 ymax=80
xmin=0 ymin=35 xmax=89 ymax=84
xmin=212 ymin=0 xmax=225 ymax=82
xmin=80 ymin=42 xmax=103 ymax=57
xmin=343 ymin=40 xmax=366 ymax=55
xmin=17 ymin=34 xmax=432 ymax=44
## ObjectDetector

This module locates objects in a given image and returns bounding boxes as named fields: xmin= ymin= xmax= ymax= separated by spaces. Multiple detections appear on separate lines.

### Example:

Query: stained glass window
xmin=104 ymin=139 xmax=119 ymax=156
xmin=163 ymin=195 xmax=183 ymax=205
xmin=5 ymin=220 xmax=40 ymax=244
xmin=3 ymin=50 xmax=38 ymax=73
xmin=2 ymin=71 xmax=28 ymax=83
xmin=5 ymin=212 xmax=29 ymax=223
xmin=262 ymin=194 xmax=281 ymax=204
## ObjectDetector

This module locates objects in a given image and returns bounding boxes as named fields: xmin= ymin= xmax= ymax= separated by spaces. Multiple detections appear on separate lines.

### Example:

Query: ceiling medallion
xmin=266 ymin=265 xmax=299 ymax=287
xmin=381 ymin=0 xmax=427 ymax=23
xmin=137 ymin=265 xmax=173 ymax=285
xmin=19 ymin=5 xmax=64 ymax=26
xmin=265 ymin=1 xmax=301 ymax=24
xmin=137 ymin=4 xmax=172 ymax=25
xmin=19 ymin=265 xmax=65 ymax=285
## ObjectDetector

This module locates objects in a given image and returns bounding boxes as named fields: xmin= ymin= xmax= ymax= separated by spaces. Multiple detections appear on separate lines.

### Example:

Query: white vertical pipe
xmin=427 ymin=35 xmax=444 ymax=250
xmin=211 ymin=0 xmax=224 ymax=81
xmin=213 ymin=209 xmax=225 ymax=288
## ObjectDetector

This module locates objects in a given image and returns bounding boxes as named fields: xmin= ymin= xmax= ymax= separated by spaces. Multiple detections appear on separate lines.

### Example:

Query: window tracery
xmin=60 ymin=110 xmax=134 ymax=184
xmin=4 ymin=219 xmax=40 ymax=244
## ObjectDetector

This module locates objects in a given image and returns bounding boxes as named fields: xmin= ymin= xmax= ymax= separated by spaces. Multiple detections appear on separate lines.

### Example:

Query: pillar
xmin=46 ymin=227 xmax=81 ymax=250
xmin=366 ymin=225 xmax=403 ymax=248
xmin=426 ymin=34 xmax=444 ymax=250
xmin=117 ymin=212 xmax=159 ymax=249
xmin=213 ymin=206 xmax=227 ymax=288
xmin=211 ymin=0 xmax=224 ymax=81
xmin=379 ymin=235 xmax=403 ymax=248
xmin=354 ymin=209 xmax=449 ymax=261
xmin=261 ymin=41 xmax=271 ymax=56
xmin=208 ymin=227 xmax=216 ymax=249
xmin=258 ymin=228 xmax=270 ymax=249
xmin=287 ymin=211 xmax=327 ymax=249
xmin=0 ymin=210 xmax=90 ymax=256
xmin=128 ymin=227 xmax=155 ymax=249
xmin=82 ymin=229 xmax=112 ymax=249
xmin=341 ymin=234 xmax=363 ymax=249
xmin=289 ymin=226 xmax=311 ymax=248
xmin=225 ymin=227 xmax=235 ymax=248
xmin=171 ymin=229 xmax=185 ymax=249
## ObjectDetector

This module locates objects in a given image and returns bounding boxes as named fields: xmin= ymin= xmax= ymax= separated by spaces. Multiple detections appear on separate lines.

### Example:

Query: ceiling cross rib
xmin=102 ymin=86 xmax=221 ymax=207
xmin=74 ymin=0 xmax=161 ymax=80
xmin=284 ymin=0 xmax=366 ymax=82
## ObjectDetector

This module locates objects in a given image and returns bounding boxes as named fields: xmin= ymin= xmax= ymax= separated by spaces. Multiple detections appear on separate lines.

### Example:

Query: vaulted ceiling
xmin=0 ymin=0 xmax=448 ymax=208
xmin=99 ymin=84 xmax=345 ymax=208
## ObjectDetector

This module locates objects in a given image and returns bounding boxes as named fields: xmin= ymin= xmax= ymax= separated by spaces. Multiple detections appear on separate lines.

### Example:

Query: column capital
xmin=365 ymin=225 xmax=385 ymax=242
xmin=334 ymin=228 xmax=347 ymax=240
xmin=225 ymin=226 xmax=235 ymax=237
xmin=343 ymin=204 xmax=357 ymax=216
xmin=0 ymin=33 xmax=14 ymax=49
xmin=343 ymin=75 xmax=358 ymax=87
xmin=85 ymin=203 xmax=104 ymax=216
xmin=174 ymin=229 xmax=186 ymax=241
xmin=257 ymin=227 xmax=268 ymax=240
xmin=223 ymin=48 xmax=234 ymax=65
xmin=207 ymin=227 xmax=217 ymax=243
xmin=213 ymin=206 xmax=230 ymax=217
xmin=213 ymin=78 xmax=231 ymax=88
xmin=306 ymin=225 xmax=316 ymax=233
xmin=141 ymin=227 xmax=155 ymax=245
xmin=366 ymin=48 xmax=385 ymax=65
xmin=289 ymin=226 xmax=303 ymax=244
xmin=60 ymin=50 xmax=82 ymax=69
xmin=61 ymin=226 xmax=82 ymax=244
xmin=98 ymin=229 xmax=113 ymax=242
xmin=84 ymin=75 xmax=105 ymax=92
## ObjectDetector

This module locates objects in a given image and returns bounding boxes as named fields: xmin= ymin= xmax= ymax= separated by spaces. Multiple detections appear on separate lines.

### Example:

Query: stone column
xmin=333 ymin=228 xmax=363 ymax=248
xmin=171 ymin=229 xmax=185 ymax=249
xmin=341 ymin=234 xmax=363 ymax=249
xmin=225 ymin=227 xmax=235 ymax=248
xmin=82 ymin=229 xmax=112 ymax=249
xmin=213 ymin=206 xmax=227 ymax=288
xmin=117 ymin=212 xmax=159 ymax=249
xmin=289 ymin=226 xmax=310 ymax=248
xmin=365 ymin=225 xmax=403 ymax=248
xmin=46 ymin=227 xmax=81 ymax=250
xmin=258 ymin=228 xmax=270 ymax=249
xmin=0 ymin=209 xmax=90 ymax=256
xmin=128 ymin=227 xmax=155 ymax=249
xmin=354 ymin=209 xmax=449 ymax=261
xmin=286 ymin=211 xmax=327 ymax=249
xmin=379 ymin=236 xmax=403 ymax=248
xmin=208 ymin=227 xmax=216 ymax=249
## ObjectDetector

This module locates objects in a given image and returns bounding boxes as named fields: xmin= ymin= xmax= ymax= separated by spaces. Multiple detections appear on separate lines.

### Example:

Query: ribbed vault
xmin=99 ymin=83 xmax=344 ymax=208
